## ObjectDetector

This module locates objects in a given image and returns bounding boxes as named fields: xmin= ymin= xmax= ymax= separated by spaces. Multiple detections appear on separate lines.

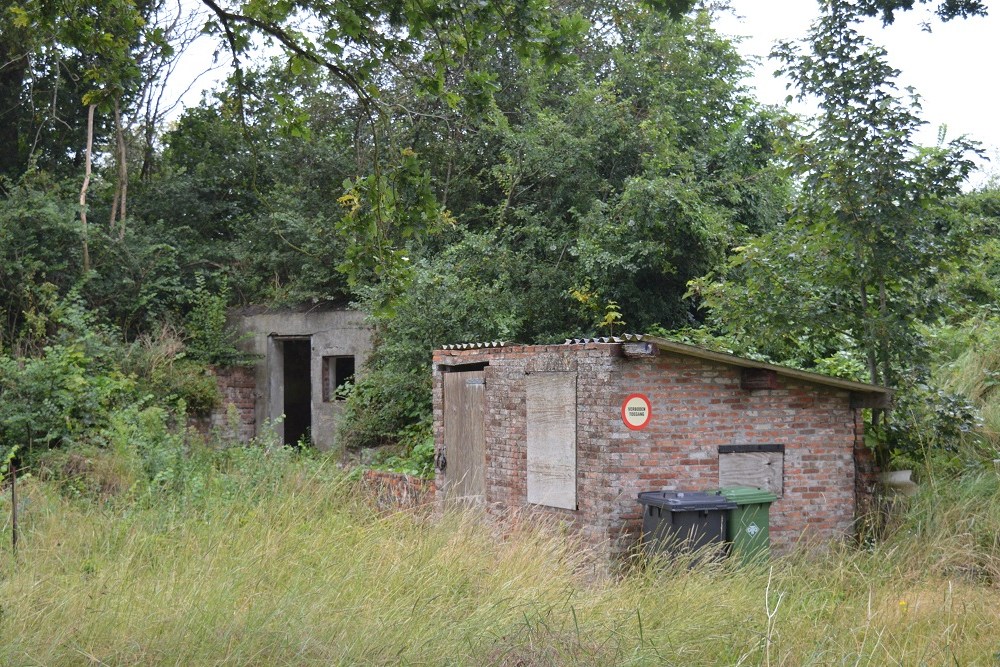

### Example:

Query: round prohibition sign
xmin=621 ymin=393 xmax=652 ymax=431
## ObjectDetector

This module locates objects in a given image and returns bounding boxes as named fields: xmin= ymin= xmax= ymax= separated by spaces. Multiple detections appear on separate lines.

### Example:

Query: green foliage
xmin=691 ymin=1 xmax=992 ymax=471
xmin=150 ymin=360 xmax=220 ymax=417
xmin=82 ymin=220 xmax=189 ymax=337
xmin=927 ymin=313 xmax=1000 ymax=457
xmin=0 ymin=294 xmax=135 ymax=458
xmin=692 ymin=2 xmax=983 ymax=466
xmin=4 ymin=0 xmax=991 ymax=480
xmin=338 ymin=254 xmax=524 ymax=450
xmin=570 ymin=285 xmax=626 ymax=337
xmin=0 ymin=175 xmax=82 ymax=345
xmin=942 ymin=188 xmax=1000 ymax=311
xmin=329 ymin=6 xmax=792 ymax=445
xmin=878 ymin=379 xmax=979 ymax=471
xmin=369 ymin=423 xmax=436 ymax=479
xmin=118 ymin=325 xmax=221 ymax=417
xmin=811 ymin=349 xmax=869 ymax=382
xmin=0 ymin=445 xmax=18 ymax=484
xmin=853 ymin=0 xmax=986 ymax=23
xmin=335 ymin=147 xmax=453 ymax=294
xmin=199 ymin=0 xmax=585 ymax=109
xmin=183 ymin=274 xmax=248 ymax=367
xmin=0 ymin=175 xmax=192 ymax=345
xmin=149 ymin=71 xmax=359 ymax=306
xmin=632 ymin=0 xmax=988 ymax=24
xmin=103 ymin=405 xmax=179 ymax=489
xmin=764 ymin=1 xmax=979 ymax=389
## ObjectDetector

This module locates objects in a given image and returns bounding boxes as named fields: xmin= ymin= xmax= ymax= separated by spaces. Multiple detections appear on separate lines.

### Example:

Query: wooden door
xmin=443 ymin=370 xmax=486 ymax=503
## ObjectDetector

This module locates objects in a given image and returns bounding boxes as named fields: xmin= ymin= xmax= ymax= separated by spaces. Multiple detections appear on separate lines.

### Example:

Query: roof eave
xmin=642 ymin=336 xmax=892 ymax=397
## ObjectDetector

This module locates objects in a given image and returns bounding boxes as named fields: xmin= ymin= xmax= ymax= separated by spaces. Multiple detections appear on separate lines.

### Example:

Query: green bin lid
xmin=718 ymin=486 xmax=778 ymax=504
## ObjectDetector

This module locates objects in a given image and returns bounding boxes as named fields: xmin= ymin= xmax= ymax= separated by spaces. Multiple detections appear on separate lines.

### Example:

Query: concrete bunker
xmin=432 ymin=335 xmax=890 ymax=560
xmin=233 ymin=306 xmax=372 ymax=449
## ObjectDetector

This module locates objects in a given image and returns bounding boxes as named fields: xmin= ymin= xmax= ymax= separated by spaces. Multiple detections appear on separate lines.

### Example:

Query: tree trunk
xmin=858 ymin=279 xmax=884 ymax=431
xmin=110 ymin=97 xmax=128 ymax=239
xmin=877 ymin=276 xmax=892 ymax=390
xmin=79 ymin=104 xmax=96 ymax=273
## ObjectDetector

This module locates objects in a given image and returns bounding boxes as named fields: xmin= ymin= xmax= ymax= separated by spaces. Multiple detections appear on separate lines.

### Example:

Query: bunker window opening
xmin=323 ymin=355 xmax=356 ymax=401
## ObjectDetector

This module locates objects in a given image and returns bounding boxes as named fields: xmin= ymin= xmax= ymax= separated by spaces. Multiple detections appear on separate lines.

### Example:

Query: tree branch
xmin=198 ymin=0 xmax=374 ymax=109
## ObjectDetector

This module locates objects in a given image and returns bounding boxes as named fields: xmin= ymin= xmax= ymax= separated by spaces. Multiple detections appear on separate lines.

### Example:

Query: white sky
xmin=713 ymin=2 xmax=1000 ymax=187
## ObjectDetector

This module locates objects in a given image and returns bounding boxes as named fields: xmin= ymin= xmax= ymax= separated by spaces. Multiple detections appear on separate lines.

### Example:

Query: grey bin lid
xmin=638 ymin=491 xmax=737 ymax=511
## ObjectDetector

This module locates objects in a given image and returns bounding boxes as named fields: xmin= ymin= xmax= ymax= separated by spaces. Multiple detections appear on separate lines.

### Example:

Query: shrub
xmin=184 ymin=274 xmax=250 ymax=367
xmin=119 ymin=325 xmax=221 ymax=417
xmin=149 ymin=360 xmax=220 ymax=416
xmin=0 ymin=295 xmax=136 ymax=456
xmin=368 ymin=421 xmax=435 ymax=479
xmin=879 ymin=380 xmax=978 ymax=475
xmin=337 ymin=255 xmax=522 ymax=450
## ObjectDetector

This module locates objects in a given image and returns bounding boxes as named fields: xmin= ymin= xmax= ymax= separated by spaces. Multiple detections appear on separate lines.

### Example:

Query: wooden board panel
xmin=526 ymin=373 xmax=577 ymax=509
xmin=443 ymin=370 xmax=486 ymax=503
xmin=719 ymin=451 xmax=784 ymax=496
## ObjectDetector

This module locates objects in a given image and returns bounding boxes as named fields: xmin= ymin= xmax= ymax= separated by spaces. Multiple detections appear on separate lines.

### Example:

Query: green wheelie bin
xmin=718 ymin=487 xmax=778 ymax=563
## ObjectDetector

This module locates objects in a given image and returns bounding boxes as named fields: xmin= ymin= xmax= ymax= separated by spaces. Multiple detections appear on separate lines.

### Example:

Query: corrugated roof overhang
xmin=643 ymin=336 xmax=891 ymax=407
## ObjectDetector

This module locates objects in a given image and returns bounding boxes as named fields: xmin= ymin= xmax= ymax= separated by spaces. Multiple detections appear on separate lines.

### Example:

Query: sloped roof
xmin=437 ymin=333 xmax=890 ymax=398
xmin=642 ymin=335 xmax=891 ymax=397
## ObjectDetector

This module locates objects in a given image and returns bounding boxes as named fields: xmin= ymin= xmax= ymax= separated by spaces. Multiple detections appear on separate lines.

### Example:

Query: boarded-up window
xmin=719 ymin=444 xmax=784 ymax=497
xmin=526 ymin=372 xmax=577 ymax=510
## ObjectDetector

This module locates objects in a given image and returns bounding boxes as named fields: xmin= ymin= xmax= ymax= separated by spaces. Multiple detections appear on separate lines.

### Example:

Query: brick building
xmin=432 ymin=335 xmax=890 ymax=559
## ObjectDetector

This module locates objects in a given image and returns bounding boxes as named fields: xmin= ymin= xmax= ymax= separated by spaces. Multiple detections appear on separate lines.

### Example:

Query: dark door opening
xmin=282 ymin=339 xmax=312 ymax=446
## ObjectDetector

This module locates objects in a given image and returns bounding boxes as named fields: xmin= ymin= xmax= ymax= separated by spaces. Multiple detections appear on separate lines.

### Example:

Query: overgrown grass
xmin=3 ymin=449 xmax=1000 ymax=665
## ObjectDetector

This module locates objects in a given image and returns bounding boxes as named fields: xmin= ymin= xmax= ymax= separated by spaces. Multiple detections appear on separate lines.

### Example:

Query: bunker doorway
xmin=274 ymin=337 xmax=312 ymax=446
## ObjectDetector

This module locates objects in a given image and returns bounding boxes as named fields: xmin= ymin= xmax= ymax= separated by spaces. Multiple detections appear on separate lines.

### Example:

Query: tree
xmin=852 ymin=0 xmax=986 ymax=23
xmin=334 ymin=3 xmax=790 ymax=447
xmin=0 ymin=0 xmax=153 ymax=178
xmin=194 ymin=0 xmax=586 ymax=131
xmin=693 ymin=0 xmax=979 ymax=399
xmin=674 ymin=0 xmax=988 ymax=23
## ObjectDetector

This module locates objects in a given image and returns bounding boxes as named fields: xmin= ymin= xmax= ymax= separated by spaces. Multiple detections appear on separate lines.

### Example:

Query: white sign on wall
xmin=621 ymin=393 xmax=652 ymax=431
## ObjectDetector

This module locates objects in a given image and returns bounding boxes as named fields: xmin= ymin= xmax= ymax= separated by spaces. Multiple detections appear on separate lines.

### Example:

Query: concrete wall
xmin=433 ymin=342 xmax=869 ymax=560
xmin=234 ymin=307 xmax=371 ymax=450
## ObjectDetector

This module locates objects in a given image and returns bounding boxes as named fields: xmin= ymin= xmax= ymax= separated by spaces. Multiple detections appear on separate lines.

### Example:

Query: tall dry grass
xmin=4 ymin=454 xmax=1000 ymax=665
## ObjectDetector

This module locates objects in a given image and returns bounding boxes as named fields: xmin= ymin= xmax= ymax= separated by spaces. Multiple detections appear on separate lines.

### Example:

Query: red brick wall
xmin=854 ymin=409 xmax=879 ymax=522
xmin=434 ymin=343 xmax=870 ymax=560
xmin=188 ymin=365 xmax=257 ymax=442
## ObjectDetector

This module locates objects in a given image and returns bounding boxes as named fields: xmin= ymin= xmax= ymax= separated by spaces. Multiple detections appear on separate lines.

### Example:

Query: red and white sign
xmin=621 ymin=393 xmax=652 ymax=430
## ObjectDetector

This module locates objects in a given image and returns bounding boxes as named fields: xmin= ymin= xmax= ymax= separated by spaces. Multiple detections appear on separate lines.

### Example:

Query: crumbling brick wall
xmin=362 ymin=470 xmax=435 ymax=511
xmin=188 ymin=365 xmax=257 ymax=442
